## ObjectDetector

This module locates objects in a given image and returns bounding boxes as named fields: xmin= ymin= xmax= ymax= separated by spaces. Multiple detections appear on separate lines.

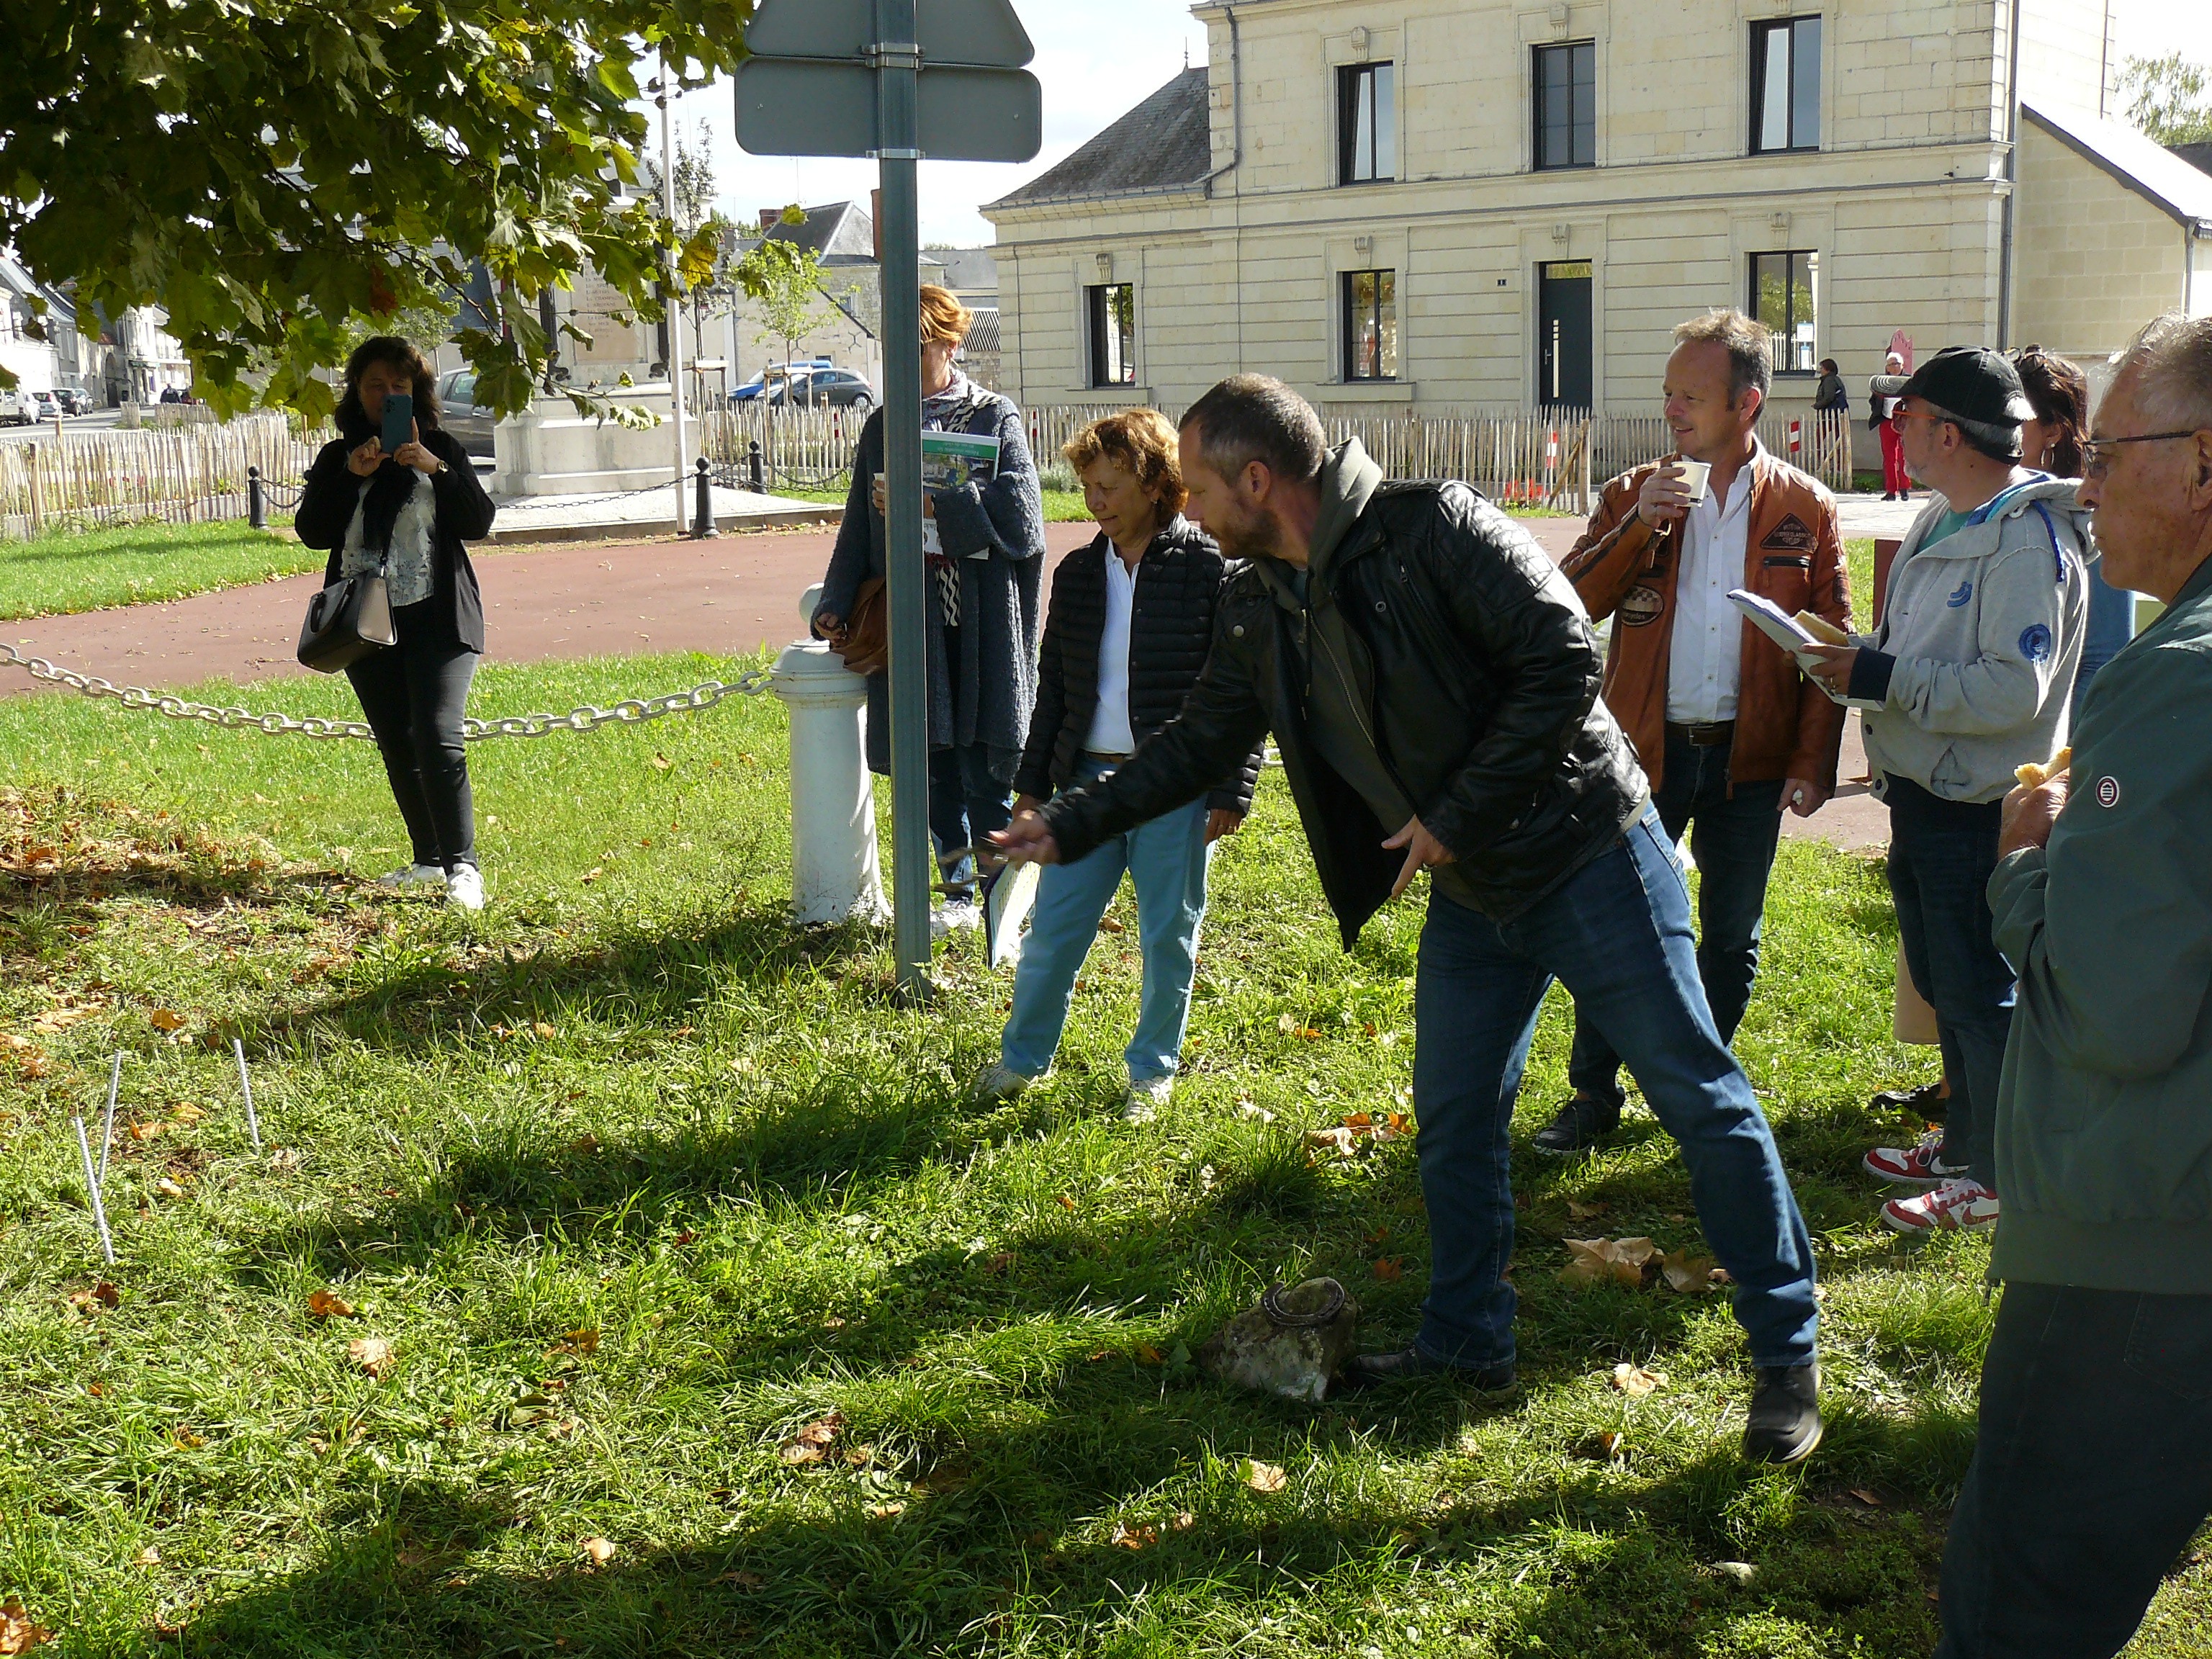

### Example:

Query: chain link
xmin=0 ymin=642 xmax=775 ymax=742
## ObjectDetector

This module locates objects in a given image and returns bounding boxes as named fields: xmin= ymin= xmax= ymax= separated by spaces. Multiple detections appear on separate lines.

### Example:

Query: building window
xmin=1341 ymin=269 xmax=1398 ymax=382
xmin=1750 ymin=17 xmax=1822 ymax=154
xmin=1087 ymin=282 xmax=1135 ymax=387
xmin=1750 ymin=251 xmax=1817 ymax=373
xmin=1338 ymin=62 xmax=1397 ymax=184
xmin=1532 ymin=41 xmax=1596 ymax=171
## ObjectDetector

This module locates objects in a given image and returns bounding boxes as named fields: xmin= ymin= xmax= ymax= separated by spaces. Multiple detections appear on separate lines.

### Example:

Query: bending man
xmin=993 ymin=376 xmax=1823 ymax=1464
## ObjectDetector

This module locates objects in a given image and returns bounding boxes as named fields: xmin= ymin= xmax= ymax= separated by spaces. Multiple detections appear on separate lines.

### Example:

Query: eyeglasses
xmin=2081 ymin=430 xmax=2204 ymax=480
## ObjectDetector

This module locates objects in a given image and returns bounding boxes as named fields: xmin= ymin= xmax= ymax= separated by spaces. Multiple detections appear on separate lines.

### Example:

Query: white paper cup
xmin=1676 ymin=459 xmax=1712 ymax=504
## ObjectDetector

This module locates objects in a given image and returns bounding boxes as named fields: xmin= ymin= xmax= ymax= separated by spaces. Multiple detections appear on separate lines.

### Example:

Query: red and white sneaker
xmin=1863 ymin=1130 xmax=1969 ymax=1186
xmin=1882 ymin=1178 xmax=1999 ymax=1234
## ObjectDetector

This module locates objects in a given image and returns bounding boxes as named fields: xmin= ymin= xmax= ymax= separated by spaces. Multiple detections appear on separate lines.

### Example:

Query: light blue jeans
xmin=999 ymin=755 xmax=1213 ymax=1084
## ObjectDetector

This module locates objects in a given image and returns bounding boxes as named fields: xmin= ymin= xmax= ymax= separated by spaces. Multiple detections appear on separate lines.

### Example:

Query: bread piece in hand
xmin=2015 ymin=745 xmax=2074 ymax=789
xmin=1793 ymin=610 xmax=1850 ymax=647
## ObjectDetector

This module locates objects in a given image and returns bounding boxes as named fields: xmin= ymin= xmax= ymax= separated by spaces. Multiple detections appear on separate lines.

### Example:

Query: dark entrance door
xmin=1537 ymin=260 xmax=1593 ymax=408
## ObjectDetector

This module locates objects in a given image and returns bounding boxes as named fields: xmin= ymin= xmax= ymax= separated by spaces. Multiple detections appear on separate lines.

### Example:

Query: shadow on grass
xmin=110 ymin=1407 xmax=1954 ymax=1658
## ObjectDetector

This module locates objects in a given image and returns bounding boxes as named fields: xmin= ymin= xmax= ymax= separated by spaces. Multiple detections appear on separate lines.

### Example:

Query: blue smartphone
xmin=380 ymin=391 xmax=413 ymax=455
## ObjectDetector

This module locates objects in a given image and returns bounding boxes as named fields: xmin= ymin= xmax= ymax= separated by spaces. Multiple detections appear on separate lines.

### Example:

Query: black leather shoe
xmin=1742 ymin=1363 xmax=1823 ymax=1465
xmin=1532 ymin=1092 xmax=1622 ymax=1155
xmin=1871 ymin=1079 xmax=1949 ymax=1123
xmin=1339 ymin=1346 xmax=1517 ymax=1399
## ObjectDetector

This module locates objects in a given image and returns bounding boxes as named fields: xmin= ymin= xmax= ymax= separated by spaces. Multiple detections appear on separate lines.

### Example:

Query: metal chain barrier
xmin=0 ymin=642 xmax=775 ymax=743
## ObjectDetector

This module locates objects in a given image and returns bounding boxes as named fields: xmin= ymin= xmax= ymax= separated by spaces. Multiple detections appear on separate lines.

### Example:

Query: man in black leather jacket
xmin=995 ymin=377 xmax=1823 ymax=1463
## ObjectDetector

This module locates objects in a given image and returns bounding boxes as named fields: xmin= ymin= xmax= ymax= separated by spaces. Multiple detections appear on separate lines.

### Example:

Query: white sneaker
xmin=378 ymin=863 xmax=446 ymax=889
xmin=932 ymin=899 xmax=982 ymax=939
xmin=1882 ymin=1177 xmax=1999 ymax=1234
xmin=1122 ymin=1075 xmax=1174 ymax=1123
xmin=970 ymin=1062 xmax=1035 ymax=1106
xmin=446 ymin=864 xmax=485 ymax=912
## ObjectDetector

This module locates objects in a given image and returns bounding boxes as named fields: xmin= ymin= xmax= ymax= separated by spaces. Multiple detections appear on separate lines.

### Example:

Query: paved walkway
xmin=4 ymin=508 xmax=1892 ymax=852
xmin=482 ymin=484 xmax=839 ymax=544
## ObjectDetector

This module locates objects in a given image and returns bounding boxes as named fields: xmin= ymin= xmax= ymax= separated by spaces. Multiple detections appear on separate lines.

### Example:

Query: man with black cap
xmin=1802 ymin=347 xmax=2088 ymax=1236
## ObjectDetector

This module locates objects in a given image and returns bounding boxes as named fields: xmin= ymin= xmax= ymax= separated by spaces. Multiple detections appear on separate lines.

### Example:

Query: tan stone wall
xmin=2012 ymin=118 xmax=2193 ymax=357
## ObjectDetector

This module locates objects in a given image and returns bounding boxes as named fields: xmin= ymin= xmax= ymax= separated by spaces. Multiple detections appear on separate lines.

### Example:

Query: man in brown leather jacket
xmin=1536 ymin=310 xmax=1851 ymax=1153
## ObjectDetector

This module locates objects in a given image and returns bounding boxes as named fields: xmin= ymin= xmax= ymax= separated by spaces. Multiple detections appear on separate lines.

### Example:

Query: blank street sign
xmin=745 ymin=0 xmax=1035 ymax=68
xmin=734 ymin=58 xmax=1041 ymax=161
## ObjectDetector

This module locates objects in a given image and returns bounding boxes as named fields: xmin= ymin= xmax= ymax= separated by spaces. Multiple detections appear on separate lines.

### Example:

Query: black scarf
xmin=336 ymin=408 xmax=429 ymax=557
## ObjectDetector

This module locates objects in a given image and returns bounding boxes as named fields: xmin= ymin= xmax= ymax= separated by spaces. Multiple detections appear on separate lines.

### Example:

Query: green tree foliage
xmin=734 ymin=230 xmax=837 ymax=382
xmin=2121 ymin=53 xmax=2212 ymax=146
xmin=0 ymin=1 xmax=756 ymax=418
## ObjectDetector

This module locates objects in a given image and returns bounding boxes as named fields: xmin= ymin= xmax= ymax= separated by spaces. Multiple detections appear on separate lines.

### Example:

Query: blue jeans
xmin=1411 ymin=811 xmax=1820 ymax=1371
xmin=1884 ymin=776 xmax=2013 ymax=1192
xmin=1569 ymin=729 xmax=1784 ymax=1105
xmin=2070 ymin=556 xmax=2136 ymax=726
xmin=1937 ymin=1283 xmax=2212 ymax=1658
xmin=929 ymin=741 xmax=1012 ymax=897
xmin=999 ymin=757 xmax=1213 ymax=1084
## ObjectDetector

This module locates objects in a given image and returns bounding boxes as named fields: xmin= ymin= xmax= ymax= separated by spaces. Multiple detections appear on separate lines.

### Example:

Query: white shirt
xmin=1665 ymin=446 xmax=1760 ymax=724
xmin=1084 ymin=549 xmax=1141 ymax=754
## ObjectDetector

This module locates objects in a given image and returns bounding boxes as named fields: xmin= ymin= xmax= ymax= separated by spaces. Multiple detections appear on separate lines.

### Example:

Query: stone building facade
xmin=984 ymin=0 xmax=2210 ymax=445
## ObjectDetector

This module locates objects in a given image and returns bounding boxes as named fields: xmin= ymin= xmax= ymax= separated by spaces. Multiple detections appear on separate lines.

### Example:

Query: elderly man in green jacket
xmin=1934 ymin=311 xmax=2212 ymax=1659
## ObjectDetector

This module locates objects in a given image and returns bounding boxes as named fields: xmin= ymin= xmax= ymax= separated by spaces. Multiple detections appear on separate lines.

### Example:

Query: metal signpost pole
xmin=874 ymin=0 xmax=932 ymax=997
xmin=660 ymin=58 xmax=692 ymax=537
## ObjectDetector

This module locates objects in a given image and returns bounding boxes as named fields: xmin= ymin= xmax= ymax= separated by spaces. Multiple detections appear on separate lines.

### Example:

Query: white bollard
xmin=774 ymin=585 xmax=891 ymax=925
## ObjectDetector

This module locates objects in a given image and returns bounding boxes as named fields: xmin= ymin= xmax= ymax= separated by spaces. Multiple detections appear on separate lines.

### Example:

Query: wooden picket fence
xmin=696 ymin=400 xmax=1854 ymax=513
xmin=0 ymin=414 xmax=331 ymax=540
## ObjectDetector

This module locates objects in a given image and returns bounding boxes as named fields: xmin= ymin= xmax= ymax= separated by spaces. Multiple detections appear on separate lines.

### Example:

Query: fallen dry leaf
xmin=1847 ymin=1488 xmax=1886 ymax=1509
xmin=172 ymin=1426 xmax=205 ymax=1449
xmin=1565 ymin=1197 xmax=1610 ymax=1220
xmin=0 ymin=1596 xmax=53 ymax=1654
xmin=533 ymin=1022 xmax=557 ymax=1038
xmin=1372 ymin=1256 xmax=1404 ymax=1282
xmin=725 ymin=1568 xmax=765 ymax=1590
xmin=148 ymin=1010 xmax=186 ymax=1033
xmin=1170 ymin=1509 xmax=1196 ymax=1532
xmin=349 ymin=1337 xmax=395 ymax=1377
xmin=1611 ymin=1362 xmax=1667 ymax=1398
xmin=866 ymin=1501 xmax=906 ymax=1519
xmin=1559 ymin=1236 xmax=1658 ymax=1290
xmin=779 ymin=1412 xmax=844 ymax=1464
xmin=579 ymin=867 xmax=603 ymax=884
xmin=1054 ymin=1193 xmax=1076 ymax=1212
xmin=649 ymin=754 xmax=672 ymax=771
xmin=562 ymin=1328 xmax=601 ymax=1356
xmin=1305 ymin=1125 xmax=1358 ymax=1159
xmin=171 ymin=1103 xmax=207 ymax=1124
xmin=129 ymin=1120 xmax=163 ymax=1142
xmin=1135 ymin=1343 xmax=1165 ymax=1365
xmin=68 ymin=1282 xmax=119 ymax=1312
xmin=153 ymin=1177 xmax=186 ymax=1199
xmin=1235 ymin=1098 xmax=1277 ymax=1123
xmin=1097 ymin=915 xmax=1125 ymax=935
xmin=1109 ymin=1519 xmax=1157 ymax=1550
xmin=1244 ymin=1459 xmax=1288 ymax=1495
xmin=136 ymin=1546 xmax=160 ymax=1565
xmin=1575 ymin=1429 xmax=1629 ymax=1461
xmin=1659 ymin=1248 xmax=1722 ymax=1295
xmin=307 ymin=1289 xmax=358 ymax=1319
xmin=581 ymin=1536 xmax=617 ymax=1565
xmin=1276 ymin=1012 xmax=1323 ymax=1039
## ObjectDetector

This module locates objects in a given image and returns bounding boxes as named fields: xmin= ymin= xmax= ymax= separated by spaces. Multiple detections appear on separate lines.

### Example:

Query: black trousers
xmin=1938 ymin=1280 xmax=2212 ymax=1658
xmin=346 ymin=632 xmax=479 ymax=871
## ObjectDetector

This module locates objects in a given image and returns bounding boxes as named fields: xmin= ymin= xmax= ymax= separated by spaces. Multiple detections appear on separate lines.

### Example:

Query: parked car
xmin=55 ymin=387 xmax=92 ymax=415
xmin=436 ymin=369 xmax=498 ymax=460
xmin=27 ymin=390 xmax=62 ymax=423
xmin=0 ymin=389 xmax=29 ymax=426
xmin=771 ymin=367 xmax=876 ymax=410
xmin=729 ymin=360 xmax=835 ymax=403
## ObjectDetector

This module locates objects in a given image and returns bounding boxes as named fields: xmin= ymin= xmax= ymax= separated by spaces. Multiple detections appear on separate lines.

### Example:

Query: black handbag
xmin=297 ymin=561 xmax=396 ymax=673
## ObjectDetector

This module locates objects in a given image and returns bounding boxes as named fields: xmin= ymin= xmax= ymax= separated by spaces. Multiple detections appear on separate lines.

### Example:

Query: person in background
xmin=971 ymin=410 xmax=1259 ymax=1123
xmin=2012 ymin=346 xmax=2136 ymax=720
xmin=295 ymin=336 xmax=497 ymax=911
xmin=813 ymin=284 xmax=1047 ymax=935
xmin=1933 ymin=310 xmax=2212 ymax=1659
xmin=1871 ymin=351 xmax=1912 ymax=501
xmin=1543 ymin=310 xmax=1850 ymax=1154
xmin=1802 ymin=347 xmax=2088 ymax=1236
xmin=995 ymin=375 xmax=1825 ymax=1465
xmin=1812 ymin=357 xmax=1849 ymax=418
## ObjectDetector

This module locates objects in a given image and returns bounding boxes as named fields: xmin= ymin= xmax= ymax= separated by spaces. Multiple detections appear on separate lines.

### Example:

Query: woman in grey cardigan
xmin=813 ymin=285 xmax=1047 ymax=930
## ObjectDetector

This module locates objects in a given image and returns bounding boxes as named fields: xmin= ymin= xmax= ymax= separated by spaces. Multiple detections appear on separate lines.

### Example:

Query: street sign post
xmin=736 ymin=0 xmax=1041 ymax=999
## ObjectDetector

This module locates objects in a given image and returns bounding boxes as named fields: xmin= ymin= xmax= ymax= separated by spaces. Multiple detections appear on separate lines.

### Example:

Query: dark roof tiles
xmin=988 ymin=68 xmax=1212 ymax=208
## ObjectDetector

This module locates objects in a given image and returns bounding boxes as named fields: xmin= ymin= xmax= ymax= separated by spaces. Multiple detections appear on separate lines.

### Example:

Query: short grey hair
xmin=2111 ymin=311 xmax=2212 ymax=432
xmin=1925 ymin=405 xmax=2023 ymax=463
xmin=1673 ymin=309 xmax=1771 ymax=408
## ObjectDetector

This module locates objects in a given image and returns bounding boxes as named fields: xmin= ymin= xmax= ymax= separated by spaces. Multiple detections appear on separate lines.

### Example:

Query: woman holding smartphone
xmin=296 ymin=336 xmax=496 ymax=909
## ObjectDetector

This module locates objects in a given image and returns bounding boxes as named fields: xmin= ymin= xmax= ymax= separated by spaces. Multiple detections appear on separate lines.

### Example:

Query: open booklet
xmin=1727 ymin=589 xmax=1884 ymax=711
xmin=922 ymin=429 xmax=1000 ymax=491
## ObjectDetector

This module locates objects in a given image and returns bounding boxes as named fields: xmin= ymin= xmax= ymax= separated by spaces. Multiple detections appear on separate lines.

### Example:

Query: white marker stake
xmin=233 ymin=1038 xmax=263 ymax=1153
xmin=97 ymin=1051 xmax=122 ymax=1183
xmin=71 ymin=1113 xmax=117 ymax=1267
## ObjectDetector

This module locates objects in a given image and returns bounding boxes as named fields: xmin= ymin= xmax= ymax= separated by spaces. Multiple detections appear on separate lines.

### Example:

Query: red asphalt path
xmin=3 ymin=513 xmax=1884 ymax=850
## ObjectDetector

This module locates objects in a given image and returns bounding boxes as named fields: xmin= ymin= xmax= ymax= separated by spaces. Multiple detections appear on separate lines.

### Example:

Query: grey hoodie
xmin=1856 ymin=476 xmax=2090 ymax=803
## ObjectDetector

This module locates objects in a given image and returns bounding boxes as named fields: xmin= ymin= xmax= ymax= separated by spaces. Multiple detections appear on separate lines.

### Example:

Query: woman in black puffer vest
xmin=973 ymin=410 xmax=1262 ymax=1123
xmin=295 ymin=336 xmax=496 ymax=909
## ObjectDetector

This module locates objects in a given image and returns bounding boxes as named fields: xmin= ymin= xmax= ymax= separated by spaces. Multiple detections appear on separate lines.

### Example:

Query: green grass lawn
xmin=2 ymin=656 xmax=2206 ymax=1657
xmin=0 ymin=521 xmax=322 ymax=621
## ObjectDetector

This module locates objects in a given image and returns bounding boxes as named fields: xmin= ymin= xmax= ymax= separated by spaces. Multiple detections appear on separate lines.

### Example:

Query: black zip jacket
xmin=1015 ymin=516 xmax=1261 ymax=815
xmin=1039 ymin=477 xmax=1649 ymax=947
xmin=296 ymin=423 xmax=495 ymax=652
